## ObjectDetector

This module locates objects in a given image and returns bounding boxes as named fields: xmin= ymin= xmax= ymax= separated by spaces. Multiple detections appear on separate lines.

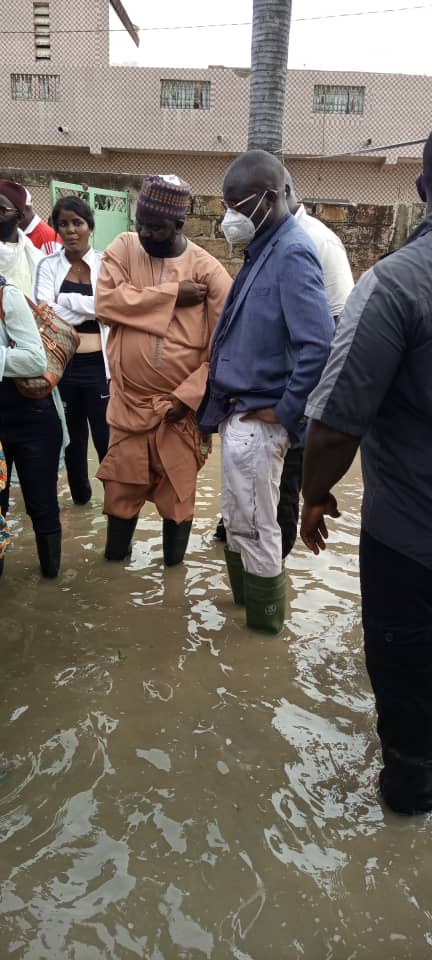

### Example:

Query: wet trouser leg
xmin=0 ymin=398 xmax=61 ymax=537
xmin=0 ymin=395 xmax=62 ymax=576
xmin=60 ymin=377 xmax=91 ymax=504
xmin=220 ymin=414 xmax=289 ymax=634
xmin=360 ymin=529 xmax=432 ymax=814
xmin=86 ymin=376 xmax=110 ymax=464
xmin=60 ymin=353 xmax=109 ymax=504
xmin=277 ymin=447 xmax=303 ymax=559
xmin=220 ymin=413 xmax=289 ymax=577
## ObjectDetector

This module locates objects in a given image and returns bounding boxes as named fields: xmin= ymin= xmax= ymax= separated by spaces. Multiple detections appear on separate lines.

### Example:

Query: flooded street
xmin=1 ymin=441 xmax=432 ymax=959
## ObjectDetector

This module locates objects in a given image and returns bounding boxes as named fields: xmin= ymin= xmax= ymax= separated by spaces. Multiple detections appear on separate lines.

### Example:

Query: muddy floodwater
xmin=1 ymin=440 xmax=432 ymax=959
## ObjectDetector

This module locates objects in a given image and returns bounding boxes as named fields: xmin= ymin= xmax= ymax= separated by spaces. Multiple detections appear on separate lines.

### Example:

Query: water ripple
xmin=2 ymin=455 xmax=432 ymax=959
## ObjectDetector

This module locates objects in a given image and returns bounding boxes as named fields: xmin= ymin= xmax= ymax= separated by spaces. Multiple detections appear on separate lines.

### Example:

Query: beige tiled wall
xmin=0 ymin=2 xmax=427 ymax=206
xmin=0 ymin=144 xmax=423 ymax=209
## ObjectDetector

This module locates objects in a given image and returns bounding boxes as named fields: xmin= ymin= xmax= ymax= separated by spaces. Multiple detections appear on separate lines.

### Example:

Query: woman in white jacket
xmin=34 ymin=196 xmax=109 ymax=505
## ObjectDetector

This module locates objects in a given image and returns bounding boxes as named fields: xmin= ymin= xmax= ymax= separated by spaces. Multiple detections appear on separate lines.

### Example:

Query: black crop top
xmin=59 ymin=279 xmax=99 ymax=334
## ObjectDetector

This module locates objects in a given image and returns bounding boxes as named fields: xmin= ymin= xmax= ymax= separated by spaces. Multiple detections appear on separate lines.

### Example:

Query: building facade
xmin=0 ymin=1 xmax=428 ymax=218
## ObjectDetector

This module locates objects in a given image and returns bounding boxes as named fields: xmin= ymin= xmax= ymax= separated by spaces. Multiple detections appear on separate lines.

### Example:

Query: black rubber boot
xmin=35 ymin=531 xmax=61 ymax=579
xmin=214 ymin=517 xmax=227 ymax=543
xmin=224 ymin=546 xmax=245 ymax=605
xmin=163 ymin=519 xmax=192 ymax=566
xmin=0 ymin=558 xmax=4 ymax=578
xmin=104 ymin=515 xmax=138 ymax=562
xmin=73 ymin=486 xmax=92 ymax=506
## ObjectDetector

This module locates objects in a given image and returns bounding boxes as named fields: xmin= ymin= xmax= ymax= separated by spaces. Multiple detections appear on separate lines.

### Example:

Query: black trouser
xmin=277 ymin=446 xmax=303 ymax=559
xmin=59 ymin=352 xmax=109 ymax=503
xmin=360 ymin=529 xmax=432 ymax=814
xmin=0 ymin=380 xmax=62 ymax=535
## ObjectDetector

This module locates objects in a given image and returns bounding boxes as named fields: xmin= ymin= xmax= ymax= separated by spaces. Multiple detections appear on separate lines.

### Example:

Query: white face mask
xmin=221 ymin=192 xmax=272 ymax=245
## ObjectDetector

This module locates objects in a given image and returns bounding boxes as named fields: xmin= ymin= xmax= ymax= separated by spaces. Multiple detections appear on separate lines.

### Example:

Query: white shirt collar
xmin=23 ymin=214 xmax=41 ymax=235
xmin=294 ymin=203 xmax=306 ymax=223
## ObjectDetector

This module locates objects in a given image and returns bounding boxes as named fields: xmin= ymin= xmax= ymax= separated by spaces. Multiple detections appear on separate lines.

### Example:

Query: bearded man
xmin=0 ymin=180 xmax=42 ymax=295
xmin=95 ymin=175 xmax=232 ymax=566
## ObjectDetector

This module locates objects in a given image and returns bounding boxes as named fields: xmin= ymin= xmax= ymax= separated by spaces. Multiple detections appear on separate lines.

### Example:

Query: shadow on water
xmin=1 ymin=442 xmax=432 ymax=959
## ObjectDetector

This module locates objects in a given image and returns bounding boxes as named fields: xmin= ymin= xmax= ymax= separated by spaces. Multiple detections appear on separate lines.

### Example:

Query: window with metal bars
xmin=160 ymin=80 xmax=210 ymax=110
xmin=11 ymin=73 xmax=60 ymax=101
xmin=34 ymin=1 xmax=51 ymax=60
xmin=313 ymin=85 xmax=365 ymax=115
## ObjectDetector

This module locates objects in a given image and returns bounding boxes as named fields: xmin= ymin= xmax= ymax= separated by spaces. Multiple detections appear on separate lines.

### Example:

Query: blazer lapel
xmin=212 ymin=224 xmax=286 ymax=347
xmin=230 ymin=245 xmax=272 ymax=318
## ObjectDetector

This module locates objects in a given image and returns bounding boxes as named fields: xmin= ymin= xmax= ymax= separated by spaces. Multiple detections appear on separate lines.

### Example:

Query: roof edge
xmin=110 ymin=0 xmax=140 ymax=47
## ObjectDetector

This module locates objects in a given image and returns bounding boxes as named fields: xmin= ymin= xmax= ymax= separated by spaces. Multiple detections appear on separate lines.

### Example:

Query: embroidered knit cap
xmin=136 ymin=175 xmax=191 ymax=222
xmin=0 ymin=180 xmax=27 ymax=214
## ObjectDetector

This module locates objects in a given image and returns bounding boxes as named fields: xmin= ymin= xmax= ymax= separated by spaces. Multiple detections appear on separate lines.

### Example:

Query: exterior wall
xmin=0 ymin=2 xmax=429 ymax=204
xmin=0 ymin=143 xmax=424 ymax=281
xmin=187 ymin=200 xmax=426 ymax=282
xmin=0 ymin=144 xmax=422 ymax=208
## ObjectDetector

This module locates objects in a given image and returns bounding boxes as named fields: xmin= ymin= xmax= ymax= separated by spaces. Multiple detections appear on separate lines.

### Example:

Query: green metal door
xmin=50 ymin=181 xmax=130 ymax=250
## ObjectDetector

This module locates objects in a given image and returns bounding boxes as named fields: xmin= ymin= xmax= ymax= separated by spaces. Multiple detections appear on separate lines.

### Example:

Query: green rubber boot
xmin=244 ymin=570 xmax=286 ymax=635
xmin=224 ymin=546 xmax=245 ymax=605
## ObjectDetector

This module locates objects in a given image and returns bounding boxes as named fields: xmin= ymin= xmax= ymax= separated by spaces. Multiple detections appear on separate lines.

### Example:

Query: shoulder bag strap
xmin=0 ymin=286 xmax=47 ymax=324
xmin=24 ymin=295 xmax=53 ymax=320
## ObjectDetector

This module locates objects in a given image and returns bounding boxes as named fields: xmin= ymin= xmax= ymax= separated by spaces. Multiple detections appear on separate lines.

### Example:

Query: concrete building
xmin=0 ymin=0 xmax=428 ymax=217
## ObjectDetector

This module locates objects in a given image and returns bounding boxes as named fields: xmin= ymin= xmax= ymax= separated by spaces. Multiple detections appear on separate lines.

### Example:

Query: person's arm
xmin=56 ymin=291 xmax=96 ymax=318
xmin=300 ymin=265 xmax=412 ymax=553
xmin=300 ymin=422 xmax=358 ymax=553
xmin=33 ymin=254 xmax=57 ymax=307
xmin=204 ymin=262 xmax=233 ymax=342
xmin=34 ymin=254 xmax=96 ymax=325
xmin=95 ymin=234 xmax=179 ymax=334
xmin=319 ymin=237 xmax=354 ymax=319
xmin=274 ymin=245 xmax=335 ymax=431
xmin=0 ymin=286 xmax=46 ymax=380
xmin=171 ymin=263 xmax=232 ymax=415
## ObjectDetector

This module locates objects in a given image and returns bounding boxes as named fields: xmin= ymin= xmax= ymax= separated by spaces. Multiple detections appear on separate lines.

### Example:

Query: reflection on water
xmin=1 ymin=443 xmax=432 ymax=959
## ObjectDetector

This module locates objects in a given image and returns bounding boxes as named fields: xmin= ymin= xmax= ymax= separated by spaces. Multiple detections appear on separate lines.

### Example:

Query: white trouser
xmin=219 ymin=413 xmax=290 ymax=577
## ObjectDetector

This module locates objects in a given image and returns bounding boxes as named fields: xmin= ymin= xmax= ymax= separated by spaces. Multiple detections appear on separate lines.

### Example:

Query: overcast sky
xmin=110 ymin=0 xmax=432 ymax=74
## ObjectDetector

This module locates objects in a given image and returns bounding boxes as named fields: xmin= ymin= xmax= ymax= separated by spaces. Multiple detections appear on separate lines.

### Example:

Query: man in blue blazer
xmin=199 ymin=150 xmax=334 ymax=634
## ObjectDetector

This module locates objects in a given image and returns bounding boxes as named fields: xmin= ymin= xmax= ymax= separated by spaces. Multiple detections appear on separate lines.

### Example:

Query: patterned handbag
xmin=0 ymin=285 xmax=80 ymax=400
xmin=0 ymin=443 xmax=11 ymax=560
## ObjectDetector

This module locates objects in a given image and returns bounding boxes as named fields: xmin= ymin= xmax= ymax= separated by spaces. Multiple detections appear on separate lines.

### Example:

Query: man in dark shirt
xmin=301 ymin=133 xmax=432 ymax=815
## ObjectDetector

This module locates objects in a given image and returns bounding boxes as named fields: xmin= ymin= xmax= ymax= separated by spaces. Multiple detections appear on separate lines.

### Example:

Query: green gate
xmin=50 ymin=181 xmax=130 ymax=251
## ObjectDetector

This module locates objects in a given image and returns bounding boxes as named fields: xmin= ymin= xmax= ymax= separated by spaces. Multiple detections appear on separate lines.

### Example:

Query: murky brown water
xmin=1 ymin=441 xmax=432 ymax=959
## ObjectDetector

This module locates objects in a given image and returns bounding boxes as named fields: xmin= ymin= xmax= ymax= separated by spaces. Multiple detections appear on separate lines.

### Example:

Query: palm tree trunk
xmin=247 ymin=0 xmax=292 ymax=159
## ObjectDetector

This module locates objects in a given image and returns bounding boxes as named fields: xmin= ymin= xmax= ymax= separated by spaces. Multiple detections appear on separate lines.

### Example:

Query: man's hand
xmin=164 ymin=398 xmax=190 ymax=424
xmin=240 ymin=407 xmax=279 ymax=424
xmin=176 ymin=281 xmax=207 ymax=308
xmin=300 ymin=494 xmax=341 ymax=555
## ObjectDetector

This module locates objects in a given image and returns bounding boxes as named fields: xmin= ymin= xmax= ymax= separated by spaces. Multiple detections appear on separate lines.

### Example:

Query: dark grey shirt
xmin=306 ymin=216 xmax=432 ymax=569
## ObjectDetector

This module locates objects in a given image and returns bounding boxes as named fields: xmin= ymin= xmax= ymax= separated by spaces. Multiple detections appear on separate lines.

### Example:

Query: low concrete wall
xmin=0 ymin=165 xmax=426 ymax=279
xmin=187 ymin=196 xmax=426 ymax=281
xmin=309 ymin=201 xmax=425 ymax=279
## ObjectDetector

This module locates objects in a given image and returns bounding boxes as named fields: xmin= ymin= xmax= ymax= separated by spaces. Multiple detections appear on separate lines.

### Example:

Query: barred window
xmin=313 ymin=85 xmax=365 ymax=115
xmin=34 ymin=2 xmax=51 ymax=60
xmin=161 ymin=80 xmax=210 ymax=110
xmin=11 ymin=73 xmax=60 ymax=101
